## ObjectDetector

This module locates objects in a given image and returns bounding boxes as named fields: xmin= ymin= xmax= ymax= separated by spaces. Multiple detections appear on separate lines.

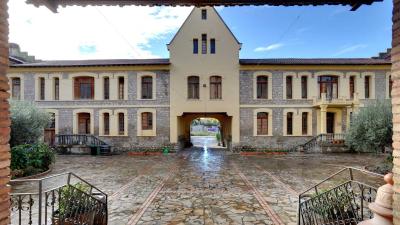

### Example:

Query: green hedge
xmin=11 ymin=143 xmax=55 ymax=178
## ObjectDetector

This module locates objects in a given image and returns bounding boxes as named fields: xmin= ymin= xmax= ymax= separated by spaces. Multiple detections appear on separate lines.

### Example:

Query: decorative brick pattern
xmin=0 ymin=1 xmax=10 ymax=224
xmin=392 ymin=1 xmax=400 ymax=224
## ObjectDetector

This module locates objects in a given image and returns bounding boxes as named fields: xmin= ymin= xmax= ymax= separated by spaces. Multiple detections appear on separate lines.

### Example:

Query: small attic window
xmin=201 ymin=9 xmax=207 ymax=20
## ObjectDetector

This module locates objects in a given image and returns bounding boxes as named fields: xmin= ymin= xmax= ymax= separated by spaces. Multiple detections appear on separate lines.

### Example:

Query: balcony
xmin=313 ymin=92 xmax=359 ymax=107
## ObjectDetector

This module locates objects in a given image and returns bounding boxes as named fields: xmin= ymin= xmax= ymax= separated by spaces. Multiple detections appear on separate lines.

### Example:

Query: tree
xmin=10 ymin=101 xmax=51 ymax=147
xmin=346 ymin=100 xmax=392 ymax=153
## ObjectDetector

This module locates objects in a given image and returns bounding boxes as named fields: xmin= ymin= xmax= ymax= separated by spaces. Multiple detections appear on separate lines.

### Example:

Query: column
xmin=0 ymin=0 xmax=11 ymax=223
xmin=391 ymin=1 xmax=400 ymax=224
xmin=320 ymin=105 xmax=327 ymax=134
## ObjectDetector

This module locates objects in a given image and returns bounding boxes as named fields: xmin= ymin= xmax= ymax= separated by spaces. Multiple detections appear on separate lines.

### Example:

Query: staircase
xmin=291 ymin=133 xmax=346 ymax=152
xmin=298 ymin=167 xmax=384 ymax=225
xmin=55 ymin=134 xmax=112 ymax=155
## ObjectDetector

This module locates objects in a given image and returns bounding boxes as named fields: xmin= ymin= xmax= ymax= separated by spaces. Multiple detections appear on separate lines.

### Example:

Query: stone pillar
xmin=392 ymin=0 xmax=400 ymax=224
xmin=0 ymin=1 xmax=10 ymax=224
xmin=320 ymin=105 xmax=327 ymax=134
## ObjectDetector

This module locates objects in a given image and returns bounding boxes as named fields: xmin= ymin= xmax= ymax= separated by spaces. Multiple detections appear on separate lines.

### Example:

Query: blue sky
xmin=9 ymin=0 xmax=392 ymax=60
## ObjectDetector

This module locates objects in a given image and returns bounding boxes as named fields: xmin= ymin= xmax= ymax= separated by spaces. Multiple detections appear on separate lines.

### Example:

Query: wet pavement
xmin=11 ymin=148 xmax=385 ymax=225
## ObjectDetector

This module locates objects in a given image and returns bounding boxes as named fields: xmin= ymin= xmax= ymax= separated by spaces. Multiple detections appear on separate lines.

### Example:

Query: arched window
xmin=210 ymin=76 xmax=222 ymax=99
xmin=39 ymin=77 xmax=45 ymax=100
xmin=188 ymin=76 xmax=200 ymax=99
xmin=365 ymin=76 xmax=370 ymax=99
xmin=318 ymin=76 xmax=338 ymax=100
xmin=141 ymin=76 xmax=153 ymax=99
xmin=11 ymin=78 xmax=21 ymax=100
xmin=389 ymin=75 xmax=393 ymax=98
xmin=301 ymin=76 xmax=307 ymax=99
xmin=286 ymin=76 xmax=293 ymax=99
xmin=302 ymin=112 xmax=308 ymax=135
xmin=256 ymin=76 xmax=268 ymax=99
xmin=118 ymin=113 xmax=125 ymax=135
xmin=118 ymin=77 xmax=125 ymax=100
xmin=142 ymin=112 xmax=153 ymax=130
xmin=54 ymin=78 xmax=59 ymax=100
xmin=287 ymin=112 xmax=293 ymax=135
xmin=103 ymin=113 xmax=110 ymax=135
xmin=349 ymin=76 xmax=356 ymax=99
xmin=257 ymin=112 xmax=268 ymax=135
xmin=104 ymin=77 xmax=110 ymax=100
xmin=74 ymin=77 xmax=94 ymax=99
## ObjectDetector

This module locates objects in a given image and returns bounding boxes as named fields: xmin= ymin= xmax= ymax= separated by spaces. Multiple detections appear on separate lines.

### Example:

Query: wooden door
xmin=78 ymin=113 xmax=91 ymax=134
xmin=44 ymin=129 xmax=55 ymax=146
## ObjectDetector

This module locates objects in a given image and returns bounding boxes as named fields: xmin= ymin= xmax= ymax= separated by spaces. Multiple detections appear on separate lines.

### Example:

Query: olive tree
xmin=10 ymin=101 xmax=51 ymax=147
xmin=346 ymin=100 xmax=392 ymax=153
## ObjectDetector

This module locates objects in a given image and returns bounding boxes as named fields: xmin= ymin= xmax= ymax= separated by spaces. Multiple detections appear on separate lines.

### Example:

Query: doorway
xmin=190 ymin=118 xmax=222 ymax=148
xmin=44 ymin=113 xmax=56 ymax=146
xmin=78 ymin=113 xmax=91 ymax=134
xmin=326 ymin=112 xmax=335 ymax=134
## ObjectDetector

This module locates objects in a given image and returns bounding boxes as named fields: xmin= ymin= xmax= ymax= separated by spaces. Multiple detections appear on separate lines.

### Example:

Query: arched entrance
xmin=190 ymin=118 xmax=222 ymax=148
xmin=177 ymin=113 xmax=232 ymax=150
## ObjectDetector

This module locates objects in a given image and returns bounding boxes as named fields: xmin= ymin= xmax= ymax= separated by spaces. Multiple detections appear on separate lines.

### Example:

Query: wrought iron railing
xmin=298 ymin=167 xmax=384 ymax=225
xmin=55 ymin=134 xmax=108 ymax=147
xmin=11 ymin=172 xmax=108 ymax=225
xmin=290 ymin=133 xmax=346 ymax=152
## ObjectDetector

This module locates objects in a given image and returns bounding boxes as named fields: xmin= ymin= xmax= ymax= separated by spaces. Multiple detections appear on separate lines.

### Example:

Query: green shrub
xmin=11 ymin=143 xmax=55 ymax=178
xmin=346 ymin=100 xmax=392 ymax=153
xmin=10 ymin=100 xmax=51 ymax=147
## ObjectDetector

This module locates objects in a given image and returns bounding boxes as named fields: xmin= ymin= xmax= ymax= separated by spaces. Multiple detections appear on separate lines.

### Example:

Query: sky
xmin=8 ymin=0 xmax=392 ymax=60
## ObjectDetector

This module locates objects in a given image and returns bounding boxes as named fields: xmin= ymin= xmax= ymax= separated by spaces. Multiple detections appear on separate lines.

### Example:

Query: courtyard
xmin=11 ymin=148 xmax=386 ymax=225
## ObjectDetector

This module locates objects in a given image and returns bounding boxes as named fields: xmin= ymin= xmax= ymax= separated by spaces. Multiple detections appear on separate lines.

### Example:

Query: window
xmin=188 ymin=76 xmax=200 ymax=99
xmin=318 ymin=76 xmax=338 ymax=100
xmin=202 ymin=34 xmax=207 ymax=54
xmin=74 ymin=77 xmax=94 ymax=99
xmin=257 ymin=112 xmax=268 ymax=135
xmin=210 ymin=39 xmax=216 ymax=54
xmin=54 ymin=78 xmax=59 ymax=100
xmin=286 ymin=76 xmax=293 ymax=99
xmin=301 ymin=76 xmax=307 ymax=99
xmin=365 ymin=76 xmax=370 ymax=99
xmin=118 ymin=77 xmax=125 ymax=100
xmin=287 ymin=112 xmax=293 ymax=135
xmin=302 ymin=112 xmax=308 ymax=135
xmin=193 ymin=39 xmax=198 ymax=54
xmin=201 ymin=9 xmax=207 ymax=20
xmin=39 ymin=77 xmax=45 ymax=100
xmin=103 ymin=113 xmax=110 ymax=135
xmin=11 ymin=78 xmax=21 ymax=100
xmin=48 ymin=113 xmax=56 ymax=129
xmin=256 ymin=76 xmax=268 ymax=99
xmin=389 ymin=75 xmax=393 ymax=98
xmin=141 ymin=76 xmax=153 ymax=99
xmin=210 ymin=76 xmax=222 ymax=99
xmin=118 ymin=113 xmax=125 ymax=135
xmin=142 ymin=112 xmax=153 ymax=130
xmin=104 ymin=77 xmax=110 ymax=100
xmin=350 ymin=76 xmax=355 ymax=99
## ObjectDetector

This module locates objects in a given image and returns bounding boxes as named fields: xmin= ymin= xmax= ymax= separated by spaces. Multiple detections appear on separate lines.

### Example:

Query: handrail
xmin=55 ymin=134 xmax=109 ymax=147
xmin=299 ymin=167 xmax=383 ymax=197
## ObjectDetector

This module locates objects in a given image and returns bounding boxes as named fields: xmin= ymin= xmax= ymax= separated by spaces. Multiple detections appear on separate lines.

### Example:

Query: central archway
xmin=177 ymin=113 xmax=232 ymax=150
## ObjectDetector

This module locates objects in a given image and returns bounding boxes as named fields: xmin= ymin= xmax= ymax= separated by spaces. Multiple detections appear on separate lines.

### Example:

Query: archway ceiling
xmin=27 ymin=0 xmax=382 ymax=12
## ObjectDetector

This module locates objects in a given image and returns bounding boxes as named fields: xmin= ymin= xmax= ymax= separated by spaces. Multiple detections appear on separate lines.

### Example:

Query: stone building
xmin=7 ymin=7 xmax=391 ymax=152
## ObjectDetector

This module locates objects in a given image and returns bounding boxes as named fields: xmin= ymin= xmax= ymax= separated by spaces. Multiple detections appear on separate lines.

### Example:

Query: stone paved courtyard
xmin=12 ymin=148 xmax=386 ymax=225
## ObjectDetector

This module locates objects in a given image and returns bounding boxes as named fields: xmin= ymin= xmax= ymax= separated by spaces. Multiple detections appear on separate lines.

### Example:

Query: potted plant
xmin=52 ymin=183 xmax=96 ymax=225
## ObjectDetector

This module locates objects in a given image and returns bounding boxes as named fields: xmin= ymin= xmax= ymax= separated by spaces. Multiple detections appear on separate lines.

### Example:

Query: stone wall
xmin=0 ymin=0 xmax=10 ymax=223
xmin=392 ymin=0 xmax=400 ymax=224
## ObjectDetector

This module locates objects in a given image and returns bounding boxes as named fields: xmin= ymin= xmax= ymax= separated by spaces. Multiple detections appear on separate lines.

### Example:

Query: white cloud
xmin=254 ymin=43 xmax=284 ymax=52
xmin=333 ymin=44 xmax=367 ymax=56
xmin=8 ymin=0 xmax=192 ymax=60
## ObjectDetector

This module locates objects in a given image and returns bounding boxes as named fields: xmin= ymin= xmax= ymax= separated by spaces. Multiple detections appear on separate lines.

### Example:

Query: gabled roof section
xmin=168 ymin=7 xmax=241 ymax=48
xmin=27 ymin=0 xmax=383 ymax=13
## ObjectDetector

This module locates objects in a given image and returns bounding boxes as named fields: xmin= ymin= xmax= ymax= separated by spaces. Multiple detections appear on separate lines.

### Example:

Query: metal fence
xmin=11 ymin=172 xmax=108 ymax=225
xmin=298 ymin=167 xmax=384 ymax=225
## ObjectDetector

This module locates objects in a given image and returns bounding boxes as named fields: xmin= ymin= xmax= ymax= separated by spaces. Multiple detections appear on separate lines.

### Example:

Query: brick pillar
xmin=393 ymin=0 xmax=400 ymax=224
xmin=0 ymin=0 xmax=10 ymax=224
